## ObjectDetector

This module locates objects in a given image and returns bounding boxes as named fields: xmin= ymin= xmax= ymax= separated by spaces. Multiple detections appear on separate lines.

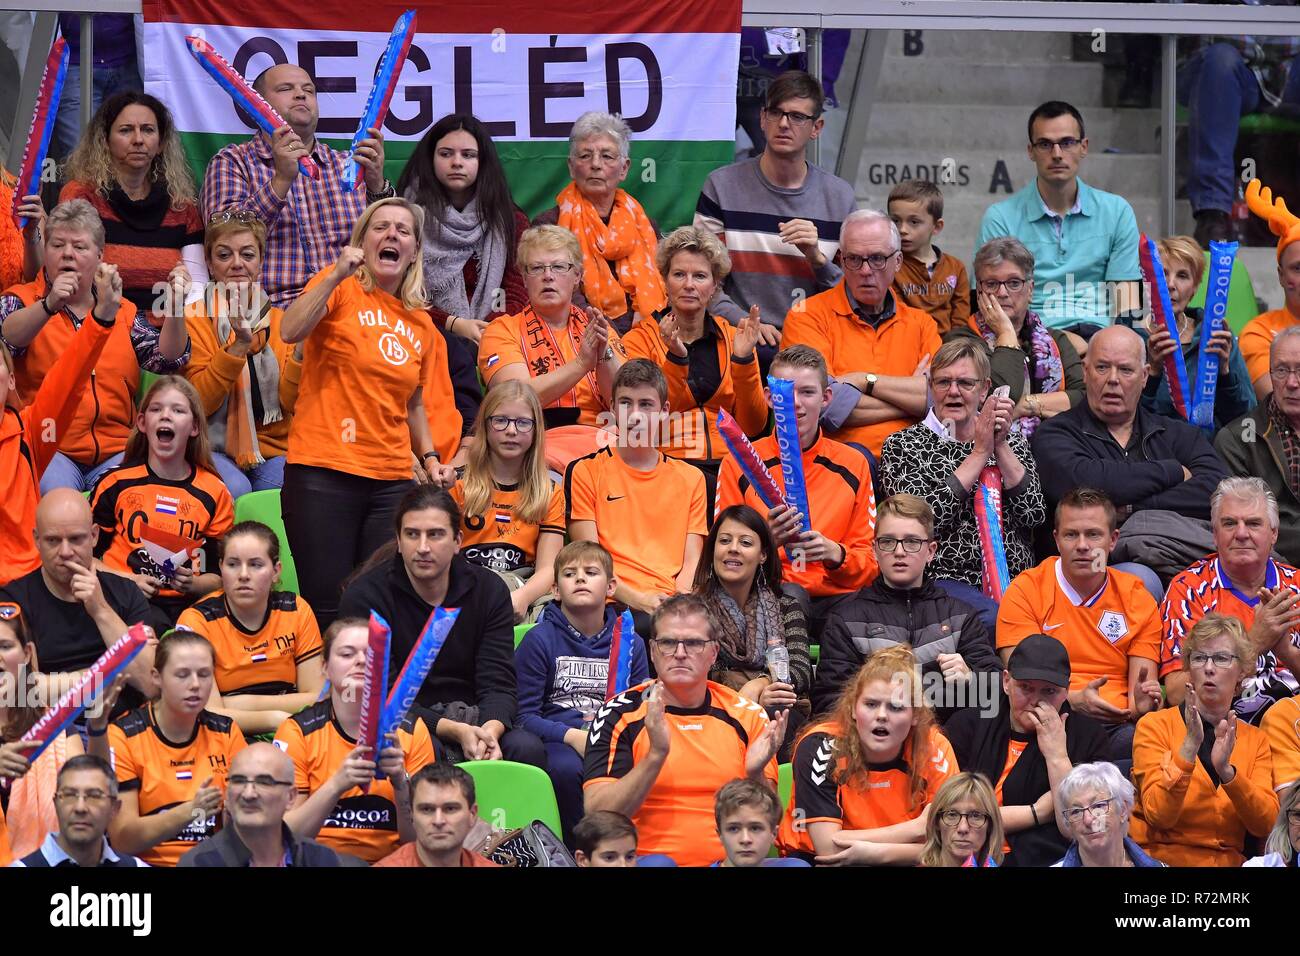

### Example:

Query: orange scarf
xmin=204 ymin=287 xmax=279 ymax=470
xmin=7 ymin=730 xmax=65 ymax=859
xmin=519 ymin=304 xmax=604 ymax=412
xmin=0 ymin=170 xmax=25 ymax=292
xmin=556 ymin=182 xmax=666 ymax=320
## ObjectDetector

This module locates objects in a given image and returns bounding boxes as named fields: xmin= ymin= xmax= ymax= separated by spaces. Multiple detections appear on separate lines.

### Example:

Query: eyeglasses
xmin=0 ymin=602 xmax=21 ymax=620
xmin=763 ymin=107 xmax=818 ymax=127
xmin=1287 ymin=809 xmax=1300 ymax=825
xmin=207 ymin=209 xmax=259 ymax=226
xmin=649 ymin=638 xmax=716 ymax=656
xmin=930 ymin=376 xmax=983 ymax=394
xmin=227 ymin=774 xmax=295 ymax=791
xmin=939 ymin=809 xmax=989 ymax=828
xmin=978 ymin=278 xmax=1027 ymax=294
xmin=55 ymin=789 xmax=112 ymax=804
xmin=1270 ymin=366 xmax=1300 ymax=384
xmin=1063 ymin=798 xmax=1114 ymax=824
xmin=875 ymin=536 xmax=931 ymax=553
xmin=842 ymin=252 xmax=898 ymax=272
xmin=486 ymin=415 xmax=535 ymax=433
xmin=1188 ymin=652 xmax=1238 ymax=669
xmin=1030 ymin=137 xmax=1083 ymax=153
xmin=523 ymin=262 xmax=576 ymax=277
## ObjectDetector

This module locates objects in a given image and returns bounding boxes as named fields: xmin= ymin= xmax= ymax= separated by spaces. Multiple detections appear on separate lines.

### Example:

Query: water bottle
xmin=765 ymin=643 xmax=790 ymax=685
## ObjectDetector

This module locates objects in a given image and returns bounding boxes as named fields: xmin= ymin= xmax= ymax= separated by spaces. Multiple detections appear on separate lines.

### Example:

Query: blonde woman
xmin=280 ymin=197 xmax=460 ymax=628
xmin=451 ymin=380 xmax=564 ymax=622
xmin=60 ymin=91 xmax=206 ymax=369
xmin=919 ymin=772 xmax=1004 ymax=867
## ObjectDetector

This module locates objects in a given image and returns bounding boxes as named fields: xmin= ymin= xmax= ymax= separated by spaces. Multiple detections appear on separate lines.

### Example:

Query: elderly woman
xmin=1143 ymin=235 xmax=1254 ymax=430
xmin=1052 ymin=762 xmax=1165 ymax=867
xmin=479 ymin=225 xmax=626 ymax=473
xmin=280 ymin=197 xmax=460 ymax=628
xmin=180 ymin=212 xmax=302 ymax=498
xmin=1244 ymin=781 xmax=1300 ymax=866
xmin=1130 ymin=614 xmax=1280 ymax=866
xmin=0 ymin=200 xmax=139 ymax=492
xmin=60 ymin=91 xmax=205 ymax=371
xmin=622 ymin=226 xmax=765 ymax=494
xmin=950 ymin=236 xmax=1084 ymax=435
xmin=879 ymin=338 xmax=1045 ymax=622
xmin=531 ymin=112 xmax=665 ymax=334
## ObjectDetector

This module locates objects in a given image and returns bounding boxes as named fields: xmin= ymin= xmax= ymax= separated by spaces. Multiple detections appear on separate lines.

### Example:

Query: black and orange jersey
xmin=565 ymin=447 xmax=708 ymax=598
xmin=778 ymin=719 xmax=958 ymax=855
xmin=273 ymin=699 xmax=437 ymax=863
xmin=108 ymin=703 xmax=247 ymax=867
xmin=176 ymin=590 xmax=323 ymax=696
xmin=715 ymin=429 xmax=878 ymax=598
xmin=582 ymin=679 xmax=777 ymax=867
xmin=91 ymin=462 xmax=235 ymax=599
xmin=450 ymin=480 xmax=565 ymax=573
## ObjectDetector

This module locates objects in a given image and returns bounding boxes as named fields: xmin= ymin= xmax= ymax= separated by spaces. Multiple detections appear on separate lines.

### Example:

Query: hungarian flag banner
xmin=141 ymin=0 xmax=741 ymax=228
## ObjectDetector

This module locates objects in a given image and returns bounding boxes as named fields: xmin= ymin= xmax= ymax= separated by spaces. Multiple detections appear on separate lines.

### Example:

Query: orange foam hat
xmin=1245 ymin=179 xmax=1300 ymax=261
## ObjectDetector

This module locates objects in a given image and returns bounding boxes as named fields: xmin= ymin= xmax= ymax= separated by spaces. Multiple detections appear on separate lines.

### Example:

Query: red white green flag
xmin=141 ymin=0 xmax=741 ymax=228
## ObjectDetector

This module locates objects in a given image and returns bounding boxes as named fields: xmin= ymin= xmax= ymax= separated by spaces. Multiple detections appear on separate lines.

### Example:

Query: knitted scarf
xmin=1268 ymin=393 xmax=1300 ymax=497
xmin=556 ymin=182 xmax=665 ymax=320
xmin=704 ymin=581 xmax=784 ymax=671
xmin=415 ymin=193 xmax=507 ymax=323
xmin=205 ymin=285 xmax=281 ymax=469
xmin=972 ymin=308 xmax=1063 ymax=437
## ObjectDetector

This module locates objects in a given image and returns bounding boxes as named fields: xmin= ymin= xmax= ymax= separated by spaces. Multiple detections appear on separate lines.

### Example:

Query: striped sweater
xmin=694 ymin=157 xmax=855 ymax=329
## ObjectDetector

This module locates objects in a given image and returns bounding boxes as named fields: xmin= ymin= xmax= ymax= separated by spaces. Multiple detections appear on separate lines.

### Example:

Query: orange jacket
xmin=780 ymin=283 xmax=941 ymax=455
xmin=621 ymin=312 xmax=768 ymax=461
xmin=183 ymin=299 xmax=302 ymax=460
xmin=1 ymin=312 xmax=114 ymax=584
xmin=8 ymin=275 xmax=140 ymax=465
xmin=1129 ymin=705 xmax=1278 ymax=867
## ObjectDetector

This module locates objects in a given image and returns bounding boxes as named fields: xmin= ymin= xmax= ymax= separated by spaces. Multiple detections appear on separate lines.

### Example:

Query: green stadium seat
xmin=458 ymin=759 xmax=563 ymax=835
xmin=778 ymin=761 xmax=793 ymax=809
xmin=513 ymin=623 xmax=532 ymax=648
xmin=1187 ymin=254 xmax=1260 ymax=336
xmin=232 ymin=489 xmax=298 ymax=594
xmin=809 ymin=644 xmax=819 ymax=666
xmin=138 ymin=370 xmax=160 ymax=404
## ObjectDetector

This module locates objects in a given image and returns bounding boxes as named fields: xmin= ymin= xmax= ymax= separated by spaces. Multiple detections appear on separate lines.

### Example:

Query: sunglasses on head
xmin=0 ymin=603 xmax=21 ymax=621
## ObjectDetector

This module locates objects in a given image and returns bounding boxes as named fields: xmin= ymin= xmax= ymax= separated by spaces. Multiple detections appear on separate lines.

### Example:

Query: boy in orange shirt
xmin=888 ymin=180 xmax=970 ymax=334
xmin=997 ymin=488 xmax=1162 ymax=764
xmin=566 ymin=360 xmax=707 ymax=636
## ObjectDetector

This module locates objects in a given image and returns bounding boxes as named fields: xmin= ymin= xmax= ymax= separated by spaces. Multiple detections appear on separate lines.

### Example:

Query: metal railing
xmin=5 ymin=0 xmax=1300 ymax=234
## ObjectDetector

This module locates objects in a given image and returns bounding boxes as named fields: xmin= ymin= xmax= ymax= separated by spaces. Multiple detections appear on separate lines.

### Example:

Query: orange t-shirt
xmin=582 ymin=680 xmax=778 ymax=867
xmin=779 ymin=283 xmax=941 ymax=455
xmin=564 ymin=447 xmax=707 ymax=598
xmin=274 ymin=700 xmax=437 ymax=863
xmin=288 ymin=271 xmax=433 ymax=481
xmin=176 ymin=590 xmax=323 ymax=696
xmin=997 ymin=558 xmax=1162 ymax=710
xmin=90 ymin=462 xmax=235 ymax=599
xmin=1238 ymin=307 xmax=1300 ymax=385
xmin=0 ymin=802 xmax=10 ymax=868
xmin=372 ymin=843 xmax=500 ymax=867
xmin=715 ymin=429 xmax=879 ymax=598
xmin=1261 ymin=696 xmax=1300 ymax=792
xmin=778 ymin=720 xmax=958 ymax=855
xmin=478 ymin=307 xmax=627 ymax=429
xmin=450 ymin=480 xmax=565 ymax=573
xmin=108 ymin=704 xmax=248 ymax=867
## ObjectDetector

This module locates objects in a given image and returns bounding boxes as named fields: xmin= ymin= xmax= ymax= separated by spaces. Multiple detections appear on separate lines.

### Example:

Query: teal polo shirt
xmin=976 ymin=177 xmax=1140 ymax=329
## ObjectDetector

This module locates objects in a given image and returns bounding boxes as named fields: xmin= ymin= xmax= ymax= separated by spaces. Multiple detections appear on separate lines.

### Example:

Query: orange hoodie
xmin=621 ymin=312 xmax=768 ymax=461
xmin=1129 ymin=704 xmax=1278 ymax=867
xmin=1 ymin=311 xmax=115 ymax=584
xmin=8 ymin=274 xmax=140 ymax=466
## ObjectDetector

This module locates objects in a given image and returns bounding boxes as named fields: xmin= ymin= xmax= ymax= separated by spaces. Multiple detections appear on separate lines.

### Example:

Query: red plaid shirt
xmin=200 ymin=135 xmax=379 ymax=307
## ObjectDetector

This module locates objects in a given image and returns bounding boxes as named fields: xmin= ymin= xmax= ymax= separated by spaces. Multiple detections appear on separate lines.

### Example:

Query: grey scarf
xmin=414 ymin=193 xmax=507 ymax=322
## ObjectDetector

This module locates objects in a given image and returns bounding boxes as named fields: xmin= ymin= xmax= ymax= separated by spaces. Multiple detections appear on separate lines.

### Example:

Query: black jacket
xmin=338 ymin=553 xmax=518 ymax=727
xmin=813 ymin=577 xmax=1002 ymax=720
xmin=1030 ymin=400 xmax=1226 ymax=518
xmin=439 ymin=324 xmax=481 ymax=437
xmin=178 ymin=822 xmax=358 ymax=867
xmin=944 ymin=697 xmax=1110 ymax=867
